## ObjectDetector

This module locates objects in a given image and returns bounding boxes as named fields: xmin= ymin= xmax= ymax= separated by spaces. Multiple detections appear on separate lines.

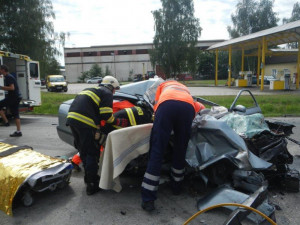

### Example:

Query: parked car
xmin=259 ymin=75 xmax=276 ymax=85
xmin=177 ymin=74 xmax=193 ymax=81
xmin=86 ymin=77 xmax=103 ymax=84
xmin=46 ymin=75 xmax=68 ymax=92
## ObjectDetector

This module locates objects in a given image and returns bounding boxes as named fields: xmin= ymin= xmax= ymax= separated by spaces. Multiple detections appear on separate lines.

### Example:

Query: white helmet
xmin=102 ymin=75 xmax=120 ymax=90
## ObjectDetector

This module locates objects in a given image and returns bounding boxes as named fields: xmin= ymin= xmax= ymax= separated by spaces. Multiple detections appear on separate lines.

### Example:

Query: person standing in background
xmin=0 ymin=64 xmax=22 ymax=137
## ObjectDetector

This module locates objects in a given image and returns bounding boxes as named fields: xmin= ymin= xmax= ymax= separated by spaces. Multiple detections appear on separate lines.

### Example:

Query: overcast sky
xmin=52 ymin=0 xmax=298 ymax=48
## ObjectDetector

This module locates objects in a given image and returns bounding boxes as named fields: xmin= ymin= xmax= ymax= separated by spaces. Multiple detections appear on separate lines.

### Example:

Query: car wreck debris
xmin=56 ymin=80 xmax=299 ymax=223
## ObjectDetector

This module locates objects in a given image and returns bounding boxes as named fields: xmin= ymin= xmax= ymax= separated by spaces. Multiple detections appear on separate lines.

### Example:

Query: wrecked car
xmin=56 ymin=78 xmax=299 ymax=224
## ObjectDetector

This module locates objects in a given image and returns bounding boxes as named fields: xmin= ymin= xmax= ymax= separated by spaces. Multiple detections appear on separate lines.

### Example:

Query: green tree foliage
xmin=105 ymin=65 xmax=112 ymax=76
xmin=150 ymin=0 xmax=202 ymax=78
xmin=89 ymin=64 xmax=103 ymax=78
xmin=227 ymin=0 xmax=279 ymax=38
xmin=283 ymin=2 xmax=300 ymax=23
xmin=283 ymin=2 xmax=300 ymax=48
xmin=0 ymin=0 xmax=66 ymax=77
xmin=227 ymin=0 xmax=278 ymax=76
xmin=197 ymin=51 xmax=229 ymax=80
xmin=78 ymin=64 xmax=104 ymax=83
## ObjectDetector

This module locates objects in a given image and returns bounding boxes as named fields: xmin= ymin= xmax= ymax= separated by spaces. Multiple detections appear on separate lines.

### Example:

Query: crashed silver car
xmin=56 ymin=79 xmax=299 ymax=224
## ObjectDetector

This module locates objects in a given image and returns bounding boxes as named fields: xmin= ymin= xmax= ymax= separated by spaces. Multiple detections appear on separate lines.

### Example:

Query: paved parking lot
xmin=2 ymin=83 xmax=299 ymax=224
xmin=1 ymin=115 xmax=300 ymax=225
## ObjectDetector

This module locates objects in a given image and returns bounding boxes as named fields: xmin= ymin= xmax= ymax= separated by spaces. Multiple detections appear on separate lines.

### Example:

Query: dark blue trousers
xmin=70 ymin=125 xmax=100 ymax=183
xmin=141 ymin=100 xmax=194 ymax=202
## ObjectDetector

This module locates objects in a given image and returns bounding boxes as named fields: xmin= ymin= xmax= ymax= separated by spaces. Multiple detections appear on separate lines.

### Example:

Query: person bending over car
xmin=66 ymin=76 xmax=129 ymax=195
xmin=70 ymin=102 xmax=153 ymax=171
xmin=141 ymin=80 xmax=204 ymax=212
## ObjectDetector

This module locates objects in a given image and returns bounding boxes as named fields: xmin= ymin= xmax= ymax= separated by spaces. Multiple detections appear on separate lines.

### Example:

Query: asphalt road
xmin=1 ymin=115 xmax=300 ymax=225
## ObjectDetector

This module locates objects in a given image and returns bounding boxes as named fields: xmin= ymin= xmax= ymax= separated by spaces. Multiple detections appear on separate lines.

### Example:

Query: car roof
xmin=48 ymin=75 xmax=64 ymax=77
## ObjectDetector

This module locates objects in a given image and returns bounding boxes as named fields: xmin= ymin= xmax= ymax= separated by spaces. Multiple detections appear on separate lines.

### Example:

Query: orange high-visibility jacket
xmin=153 ymin=80 xmax=202 ymax=113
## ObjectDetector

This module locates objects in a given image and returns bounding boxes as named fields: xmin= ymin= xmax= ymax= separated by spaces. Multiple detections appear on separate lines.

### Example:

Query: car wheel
xmin=64 ymin=88 xmax=68 ymax=92
xmin=48 ymin=88 xmax=51 ymax=92
xmin=22 ymin=191 xmax=34 ymax=207
xmin=88 ymin=81 xmax=91 ymax=84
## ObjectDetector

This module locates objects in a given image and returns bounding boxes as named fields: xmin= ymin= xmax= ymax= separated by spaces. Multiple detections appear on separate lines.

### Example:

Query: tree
xmin=283 ymin=2 xmax=300 ymax=48
xmin=88 ymin=64 xmax=103 ymax=78
xmin=227 ymin=0 xmax=278 ymax=76
xmin=227 ymin=0 xmax=279 ymax=38
xmin=150 ymin=0 xmax=202 ymax=78
xmin=105 ymin=65 xmax=112 ymax=76
xmin=0 ymin=0 xmax=66 ymax=77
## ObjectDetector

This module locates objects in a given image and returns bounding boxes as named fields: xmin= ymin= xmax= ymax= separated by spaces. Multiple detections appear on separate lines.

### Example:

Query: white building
xmin=64 ymin=40 xmax=224 ymax=83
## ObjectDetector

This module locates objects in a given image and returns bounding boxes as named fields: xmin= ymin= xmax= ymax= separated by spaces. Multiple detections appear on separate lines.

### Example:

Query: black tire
xmin=64 ymin=88 xmax=68 ymax=92
xmin=22 ymin=191 xmax=34 ymax=207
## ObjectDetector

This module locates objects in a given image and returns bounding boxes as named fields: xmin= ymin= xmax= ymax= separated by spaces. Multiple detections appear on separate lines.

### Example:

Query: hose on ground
xmin=183 ymin=203 xmax=277 ymax=225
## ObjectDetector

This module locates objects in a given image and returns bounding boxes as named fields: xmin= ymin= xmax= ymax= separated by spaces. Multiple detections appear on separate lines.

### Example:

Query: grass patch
xmin=180 ymin=80 xmax=227 ymax=86
xmin=29 ymin=88 xmax=300 ymax=117
xmin=203 ymin=95 xmax=300 ymax=117
xmin=30 ymin=92 xmax=76 ymax=115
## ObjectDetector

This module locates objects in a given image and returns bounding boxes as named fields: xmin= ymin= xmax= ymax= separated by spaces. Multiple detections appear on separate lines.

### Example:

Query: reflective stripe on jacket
xmin=67 ymin=86 xmax=114 ymax=128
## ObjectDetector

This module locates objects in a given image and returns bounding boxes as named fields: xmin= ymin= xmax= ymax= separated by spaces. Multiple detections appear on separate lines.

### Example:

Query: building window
xmin=118 ymin=50 xmax=132 ymax=55
xmin=101 ymin=51 xmax=114 ymax=56
xmin=83 ymin=51 xmax=98 ymax=56
xmin=136 ymin=49 xmax=148 ymax=54
xmin=66 ymin=52 xmax=81 ymax=57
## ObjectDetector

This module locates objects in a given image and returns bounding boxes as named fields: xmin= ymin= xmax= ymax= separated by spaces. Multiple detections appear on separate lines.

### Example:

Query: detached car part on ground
xmin=56 ymin=79 xmax=299 ymax=224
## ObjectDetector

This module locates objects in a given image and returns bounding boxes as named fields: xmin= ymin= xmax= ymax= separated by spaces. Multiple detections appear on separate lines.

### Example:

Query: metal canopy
xmin=207 ymin=20 xmax=300 ymax=51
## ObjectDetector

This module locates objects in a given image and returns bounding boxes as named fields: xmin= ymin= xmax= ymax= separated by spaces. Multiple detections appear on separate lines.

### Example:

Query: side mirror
xmin=233 ymin=105 xmax=246 ymax=113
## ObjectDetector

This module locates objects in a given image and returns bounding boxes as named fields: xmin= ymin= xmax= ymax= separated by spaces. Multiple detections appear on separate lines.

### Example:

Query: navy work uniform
xmin=66 ymin=76 xmax=126 ymax=195
xmin=141 ymin=80 xmax=201 ymax=210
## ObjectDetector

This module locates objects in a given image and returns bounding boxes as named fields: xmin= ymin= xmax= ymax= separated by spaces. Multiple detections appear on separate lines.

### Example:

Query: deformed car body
xmin=56 ymin=79 xmax=299 ymax=224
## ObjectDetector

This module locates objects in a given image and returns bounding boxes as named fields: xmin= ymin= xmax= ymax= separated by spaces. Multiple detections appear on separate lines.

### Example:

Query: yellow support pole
xmin=241 ymin=48 xmax=245 ymax=73
xmin=215 ymin=49 xmax=218 ymax=86
xmin=257 ymin=45 xmax=261 ymax=86
xmin=261 ymin=37 xmax=266 ymax=91
xmin=228 ymin=46 xmax=232 ymax=87
xmin=297 ymin=41 xmax=300 ymax=89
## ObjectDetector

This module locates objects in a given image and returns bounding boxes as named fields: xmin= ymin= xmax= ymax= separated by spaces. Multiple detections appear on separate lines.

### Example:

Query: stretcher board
xmin=0 ymin=142 xmax=72 ymax=216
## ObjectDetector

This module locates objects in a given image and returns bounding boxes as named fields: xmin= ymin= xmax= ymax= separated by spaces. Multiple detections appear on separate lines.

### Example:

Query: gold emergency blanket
xmin=0 ymin=142 xmax=64 ymax=216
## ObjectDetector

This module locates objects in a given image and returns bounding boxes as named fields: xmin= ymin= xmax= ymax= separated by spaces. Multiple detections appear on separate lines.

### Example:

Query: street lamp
xmin=142 ymin=63 xmax=145 ymax=80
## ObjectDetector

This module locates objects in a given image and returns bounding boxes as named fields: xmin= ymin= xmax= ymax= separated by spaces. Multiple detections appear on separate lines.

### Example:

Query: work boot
xmin=141 ymin=201 xmax=155 ymax=212
xmin=86 ymin=182 xmax=101 ymax=195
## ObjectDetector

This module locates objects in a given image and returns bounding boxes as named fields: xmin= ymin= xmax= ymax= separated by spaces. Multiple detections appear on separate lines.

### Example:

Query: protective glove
xmin=98 ymin=133 xmax=107 ymax=147
xmin=95 ymin=129 xmax=107 ymax=147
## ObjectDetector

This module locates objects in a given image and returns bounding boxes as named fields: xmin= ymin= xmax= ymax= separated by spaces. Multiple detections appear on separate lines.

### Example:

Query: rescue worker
xmin=70 ymin=102 xmax=153 ymax=171
xmin=102 ymin=103 xmax=153 ymax=134
xmin=67 ymin=75 xmax=128 ymax=195
xmin=141 ymin=80 xmax=204 ymax=212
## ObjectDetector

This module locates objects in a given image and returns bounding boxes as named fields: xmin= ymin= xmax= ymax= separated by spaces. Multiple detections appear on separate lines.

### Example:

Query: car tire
xmin=88 ymin=81 xmax=91 ymax=84
xmin=64 ymin=88 xmax=68 ymax=92
xmin=48 ymin=88 xmax=51 ymax=92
